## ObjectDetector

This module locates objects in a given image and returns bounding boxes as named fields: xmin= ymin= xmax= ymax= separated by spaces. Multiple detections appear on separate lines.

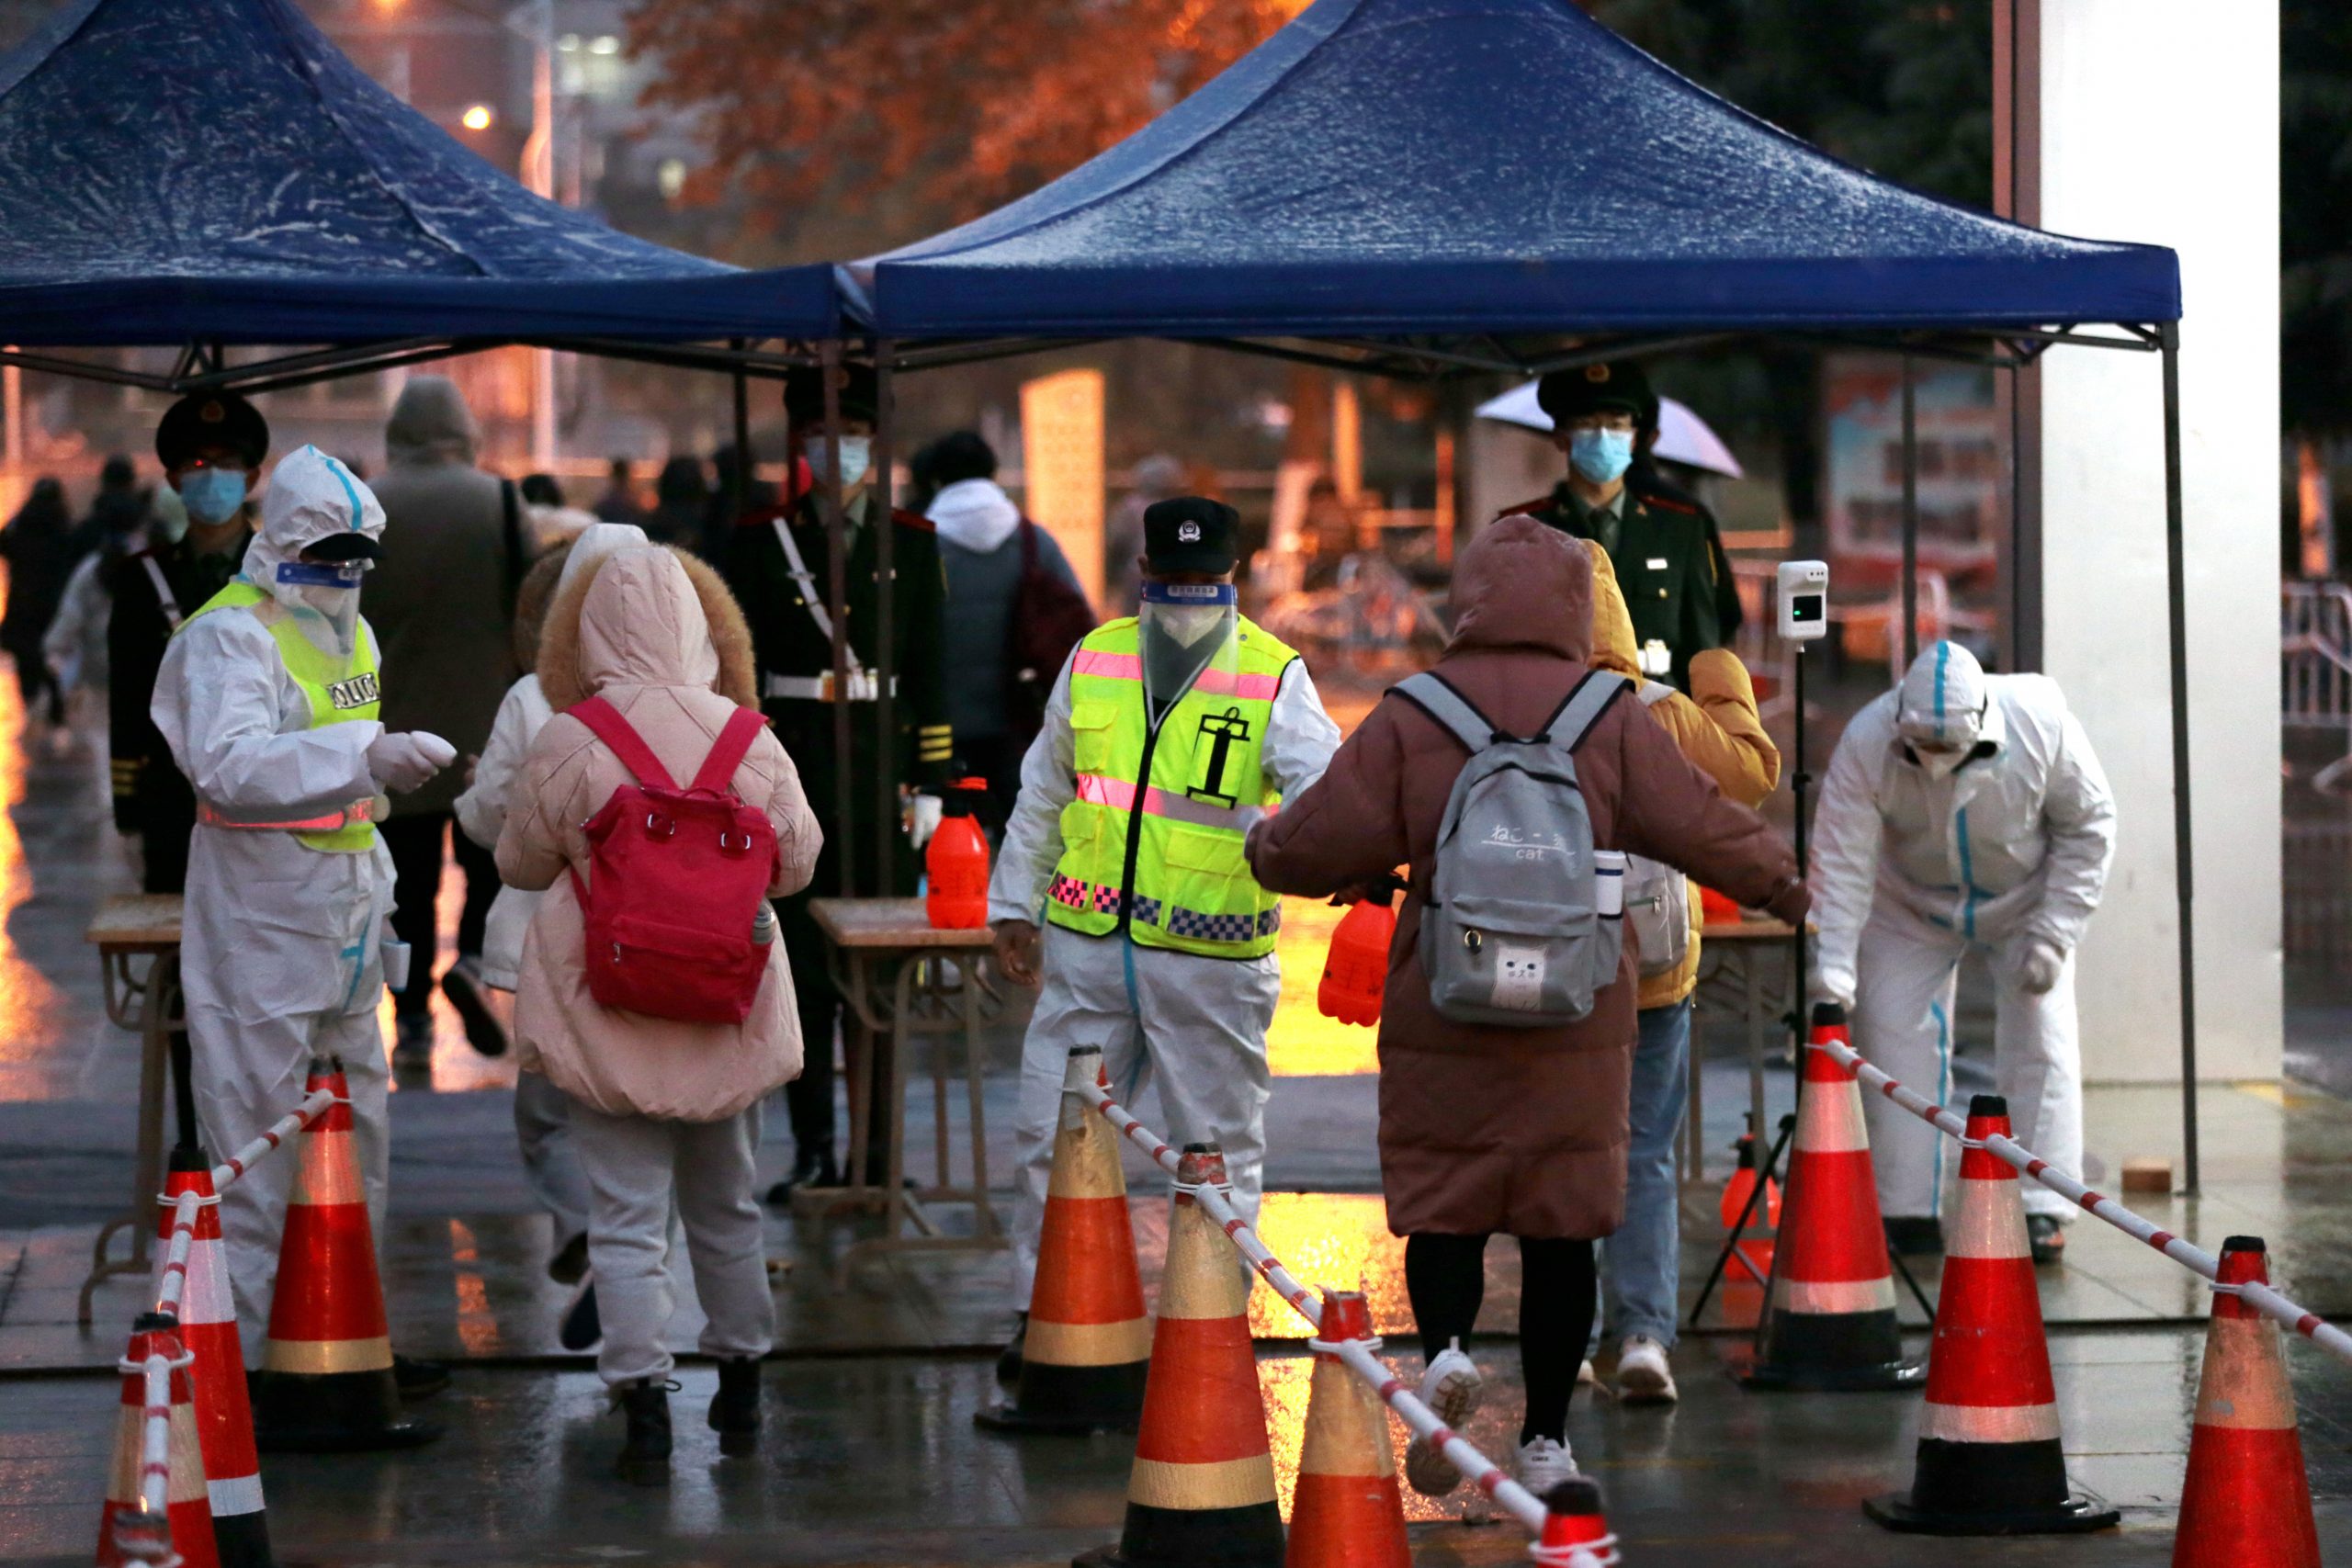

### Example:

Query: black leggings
xmin=1405 ymin=1232 xmax=1597 ymax=1446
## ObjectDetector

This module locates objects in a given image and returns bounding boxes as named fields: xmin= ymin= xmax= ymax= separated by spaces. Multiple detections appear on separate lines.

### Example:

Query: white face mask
xmin=807 ymin=435 xmax=872 ymax=491
xmin=1138 ymin=581 xmax=1236 ymax=705
xmin=1905 ymin=738 xmax=1972 ymax=778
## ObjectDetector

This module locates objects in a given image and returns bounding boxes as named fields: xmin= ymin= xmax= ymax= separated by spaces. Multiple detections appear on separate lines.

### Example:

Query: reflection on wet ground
xmin=6 ymin=1329 xmax=2351 ymax=1563
xmin=6 ymin=671 xmax=2352 ymax=1562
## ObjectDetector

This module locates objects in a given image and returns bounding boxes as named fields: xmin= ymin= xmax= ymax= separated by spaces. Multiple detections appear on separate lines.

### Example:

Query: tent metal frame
xmin=831 ymin=315 xmax=2201 ymax=1193
xmin=0 ymin=334 xmax=822 ymax=399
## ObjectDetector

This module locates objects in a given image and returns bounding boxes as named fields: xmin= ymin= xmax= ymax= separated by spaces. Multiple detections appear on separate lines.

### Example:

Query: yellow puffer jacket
xmin=1581 ymin=541 xmax=1780 ymax=1008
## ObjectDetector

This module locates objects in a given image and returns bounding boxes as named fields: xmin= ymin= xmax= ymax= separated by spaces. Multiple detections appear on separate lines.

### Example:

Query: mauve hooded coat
xmin=1249 ymin=517 xmax=1807 ymax=1240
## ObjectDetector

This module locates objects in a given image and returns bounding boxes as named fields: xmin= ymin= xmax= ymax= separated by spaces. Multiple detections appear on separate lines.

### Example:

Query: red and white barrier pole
xmin=1081 ymin=1079 xmax=1554 ymax=1539
xmin=209 ymin=1087 xmax=337 ymax=1190
xmin=1811 ymin=1036 xmax=2352 ymax=1367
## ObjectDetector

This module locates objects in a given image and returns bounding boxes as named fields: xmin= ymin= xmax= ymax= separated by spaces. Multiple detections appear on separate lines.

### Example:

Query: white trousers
xmin=1010 ymin=924 xmax=1279 ymax=1308
xmin=1852 ymin=902 xmax=2082 ymax=1222
xmin=192 ymin=1005 xmax=390 ymax=1365
xmin=567 ymin=1097 xmax=775 ymax=1385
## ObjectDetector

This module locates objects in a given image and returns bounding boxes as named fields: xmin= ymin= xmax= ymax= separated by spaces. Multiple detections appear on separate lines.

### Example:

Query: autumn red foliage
xmin=628 ymin=0 xmax=1309 ymax=231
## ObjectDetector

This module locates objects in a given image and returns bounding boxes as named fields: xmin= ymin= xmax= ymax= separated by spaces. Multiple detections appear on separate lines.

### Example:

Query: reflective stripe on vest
xmin=1047 ymin=615 xmax=1292 ymax=959
xmin=178 ymin=581 xmax=382 ymax=853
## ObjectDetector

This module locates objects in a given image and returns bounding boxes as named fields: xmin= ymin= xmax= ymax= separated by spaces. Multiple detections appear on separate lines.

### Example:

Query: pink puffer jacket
xmin=497 ymin=547 xmax=822 ymax=1122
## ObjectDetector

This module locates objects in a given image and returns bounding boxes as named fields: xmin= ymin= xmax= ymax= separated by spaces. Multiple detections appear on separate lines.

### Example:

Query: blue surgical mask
xmin=1568 ymin=428 xmax=1635 ymax=486
xmin=179 ymin=468 xmax=247 ymax=526
xmin=807 ymin=435 xmax=872 ymax=491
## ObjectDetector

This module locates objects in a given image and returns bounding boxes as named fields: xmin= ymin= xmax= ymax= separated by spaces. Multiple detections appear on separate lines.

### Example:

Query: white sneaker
xmin=1615 ymin=1335 xmax=1678 ymax=1405
xmin=1403 ymin=1340 xmax=1485 ymax=1497
xmin=1514 ymin=1434 xmax=1578 ymax=1496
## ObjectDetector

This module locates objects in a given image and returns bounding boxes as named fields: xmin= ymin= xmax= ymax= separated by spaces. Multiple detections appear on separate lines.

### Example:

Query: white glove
xmin=1811 ymin=969 xmax=1857 ymax=1012
xmin=367 ymin=730 xmax=458 ymax=794
xmin=2017 ymin=935 xmax=2067 ymax=995
xmin=908 ymin=793 xmax=944 ymax=850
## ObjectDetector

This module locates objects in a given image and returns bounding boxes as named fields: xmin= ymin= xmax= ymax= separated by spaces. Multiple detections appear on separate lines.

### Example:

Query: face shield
xmin=241 ymin=446 xmax=385 ymax=657
xmin=1139 ymin=580 xmax=1236 ymax=710
xmin=1896 ymin=640 xmax=1987 ymax=777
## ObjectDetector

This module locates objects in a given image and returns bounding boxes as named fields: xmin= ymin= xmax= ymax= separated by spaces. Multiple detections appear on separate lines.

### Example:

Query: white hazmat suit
xmin=153 ymin=446 xmax=453 ymax=1358
xmin=990 ymin=619 xmax=1340 ymax=1309
xmin=1809 ymin=641 xmax=2116 ymax=1224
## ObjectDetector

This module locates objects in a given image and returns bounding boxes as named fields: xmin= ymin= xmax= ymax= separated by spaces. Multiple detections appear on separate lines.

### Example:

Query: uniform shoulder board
xmin=1638 ymin=490 xmax=1702 ymax=517
xmin=1497 ymin=495 xmax=1551 ymax=519
xmin=891 ymin=507 xmax=936 ymax=533
xmin=735 ymin=502 xmax=793 ymax=531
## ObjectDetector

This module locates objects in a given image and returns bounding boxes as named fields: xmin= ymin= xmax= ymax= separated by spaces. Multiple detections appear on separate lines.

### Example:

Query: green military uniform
xmin=1507 ymin=468 xmax=1737 ymax=691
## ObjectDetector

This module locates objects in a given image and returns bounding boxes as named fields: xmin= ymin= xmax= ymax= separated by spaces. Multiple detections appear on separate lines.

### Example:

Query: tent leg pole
xmin=874 ymin=346 xmax=899 ymax=889
xmin=1901 ymin=351 xmax=1919 ymax=670
xmin=2161 ymin=323 xmax=2198 ymax=1197
xmin=820 ymin=341 xmax=855 ymax=898
xmin=730 ymin=341 xmax=751 ymax=525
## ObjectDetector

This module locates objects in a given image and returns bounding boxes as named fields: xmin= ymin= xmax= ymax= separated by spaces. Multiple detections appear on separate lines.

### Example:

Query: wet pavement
xmin=6 ymin=682 xmax=2352 ymax=1562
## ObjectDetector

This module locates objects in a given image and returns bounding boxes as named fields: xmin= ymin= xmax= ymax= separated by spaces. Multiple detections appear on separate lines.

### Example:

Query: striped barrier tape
xmin=1813 ymin=1036 xmax=2352 ymax=1368
xmin=151 ymin=1087 xmax=339 ymax=1323
xmin=211 ymin=1086 xmax=338 ymax=1190
xmin=1080 ymin=1078 xmax=1560 ymax=1542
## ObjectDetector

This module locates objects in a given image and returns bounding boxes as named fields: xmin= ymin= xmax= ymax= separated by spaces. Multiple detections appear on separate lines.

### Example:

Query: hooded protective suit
xmin=153 ymin=446 xmax=450 ymax=1356
xmin=1809 ymin=641 xmax=2117 ymax=1223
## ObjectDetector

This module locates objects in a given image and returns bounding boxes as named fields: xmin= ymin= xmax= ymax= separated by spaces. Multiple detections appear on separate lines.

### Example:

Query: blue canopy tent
xmin=0 ymin=0 xmax=834 ymax=394
xmin=833 ymin=0 xmax=2209 ymax=1184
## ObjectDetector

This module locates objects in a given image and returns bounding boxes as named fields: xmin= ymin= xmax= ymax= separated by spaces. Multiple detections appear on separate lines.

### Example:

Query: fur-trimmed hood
xmin=538 ymin=543 xmax=756 ymax=713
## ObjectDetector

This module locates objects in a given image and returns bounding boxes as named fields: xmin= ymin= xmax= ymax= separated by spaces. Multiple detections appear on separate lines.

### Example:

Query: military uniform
xmin=725 ymin=487 xmax=952 ymax=1175
xmin=108 ymin=526 xmax=251 ymax=893
xmin=1503 ymin=470 xmax=1736 ymax=690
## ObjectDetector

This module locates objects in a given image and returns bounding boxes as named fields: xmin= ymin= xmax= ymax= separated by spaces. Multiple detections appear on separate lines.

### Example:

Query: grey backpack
xmin=1624 ymin=683 xmax=1692 ymax=979
xmin=1394 ymin=671 xmax=1630 ymax=1027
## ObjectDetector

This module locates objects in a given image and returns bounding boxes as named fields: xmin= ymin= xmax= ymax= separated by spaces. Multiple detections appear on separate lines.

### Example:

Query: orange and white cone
xmin=96 ymin=1313 xmax=216 ymax=1568
xmin=2173 ymin=1236 xmax=2321 ymax=1568
xmin=152 ymin=1148 xmax=271 ymax=1568
xmin=1284 ymin=1290 xmax=1408 ymax=1568
xmin=1078 ymin=1144 xmax=1283 ymax=1568
xmin=1747 ymin=1004 xmax=1923 ymax=1392
xmin=1529 ymin=1476 xmax=1619 ymax=1566
xmin=978 ymin=1045 xmax=1152 ymax=1434
xmin=1866 ymin=1094 xmax=2116 ymax=1534
xmin=252 ymin=1059 xmax=435 ymax=1452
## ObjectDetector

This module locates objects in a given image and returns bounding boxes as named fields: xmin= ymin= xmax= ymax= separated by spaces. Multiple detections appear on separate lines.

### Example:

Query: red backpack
xmin=566 ymin=695 xmax=778 ymax=1024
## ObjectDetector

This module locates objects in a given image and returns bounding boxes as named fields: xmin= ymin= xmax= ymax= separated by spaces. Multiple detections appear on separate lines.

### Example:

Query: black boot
xmin=614 ymin=1379 xmax=672 ymax=1486
xmin=707 ymin=1357 xmax=762 ymax=1457
xmin=763 ymin=1142 xmax=839 ymax=1205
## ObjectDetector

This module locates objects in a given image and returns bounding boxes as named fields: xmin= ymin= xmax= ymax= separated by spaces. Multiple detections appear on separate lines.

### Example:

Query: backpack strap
xmin=1637 ymin=680 xmax=1676 ymax=709
xmin=569 ymin=695 xmax=679 ymax=791
xmin=1541 ymin=671 xmax=1633 ymax=755
xmin=688 ymin=706 xmax=769 ymax=795
xmin=1391 ymin=671 xmax=1500 ymax=754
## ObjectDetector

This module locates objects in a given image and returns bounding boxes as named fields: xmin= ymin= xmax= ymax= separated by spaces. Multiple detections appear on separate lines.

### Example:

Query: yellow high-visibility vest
xmin=1046 ymin=615 xmax=1295 ymax=959
xmin=177 ymin=581 xmax=381 ymax=853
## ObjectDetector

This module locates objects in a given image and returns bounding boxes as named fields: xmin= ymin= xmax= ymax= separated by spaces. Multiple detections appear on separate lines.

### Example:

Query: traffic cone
xmin=1529 ymin=1476 xmax=1618 ymax=1566
xmin=1865 ymin=1094 xmax=2116 ymax=1534
xmin=152 ymin=1147 xmax=271 ymax=1568
xmin=1078 ymin=1144 xmax=1283 ymax=1568
xmin=2173 ymin=1236 xmax=2321 ymax=1568
xmin=252 ymin=1059 xmax=435 ymax=1451
xmin=1284 ymin=1290 xmax=1408 ymax=1568
xmin=1746 ymin=1004 xmax=1924 ymax=1392
xmin=978 ymin=1045 xmax=1152 ymax=1434
xmin=97 ymin=1313 xmax=217 ymax=1568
